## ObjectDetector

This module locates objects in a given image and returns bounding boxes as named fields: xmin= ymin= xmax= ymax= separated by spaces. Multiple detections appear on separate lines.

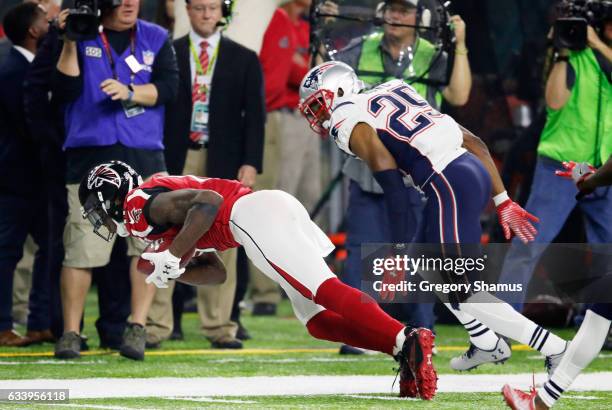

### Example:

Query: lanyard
xmin=100 ymin=27 xmax=137 ymax=84
xmin=189 ymin=36 xmax=220 ymax=78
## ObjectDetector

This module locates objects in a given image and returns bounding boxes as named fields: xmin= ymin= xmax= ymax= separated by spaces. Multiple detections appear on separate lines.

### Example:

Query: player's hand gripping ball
xmin=137 ymin=239 xmax=196 ymax=288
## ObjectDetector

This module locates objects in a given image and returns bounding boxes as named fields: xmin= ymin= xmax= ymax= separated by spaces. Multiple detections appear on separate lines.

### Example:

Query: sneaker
xmin=252 ymin=303 xmax=277 ymax=316
xmin=236 ymin=323 xmax=251 ymax=341
xmin=54 ymin=332 xmax=82 ymax=359
xmin=545 ymin=342 xmax=568 ymax=377
xmin=120 ymin=323 xmax=146 ymax=361
xmin=211 ymin=338 xmax=243 ymax=349
xmin=450 ymin=337 xmax=512 ymax=371
xmin=502 ymin=384 xmax=537 ymax=410
xmin=169 ymin=330 xmax=184 ymax=341
xmin=396 ymin=327 xmax=437 ymax=400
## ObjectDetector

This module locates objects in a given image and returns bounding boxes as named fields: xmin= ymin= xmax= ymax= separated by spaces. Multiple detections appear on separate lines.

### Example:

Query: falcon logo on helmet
xmin=87 ymin=166 xmax=121 ymax=190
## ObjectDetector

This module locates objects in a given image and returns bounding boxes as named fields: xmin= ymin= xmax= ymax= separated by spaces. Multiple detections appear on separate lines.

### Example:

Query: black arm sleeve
xmin=241 ymin=50 xmax=266 ymax=172
xmin=51 ymin=46 xmax=84 ymax=104
xmin=151 ymin=38 xmax=179 ymax=106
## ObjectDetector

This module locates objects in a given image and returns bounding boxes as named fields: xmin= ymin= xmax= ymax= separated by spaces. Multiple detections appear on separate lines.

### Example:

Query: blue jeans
xmin=343 ymin=180 xmax=435 ymax=329
xmin=498 ymin=157 xmax=612 ymax=311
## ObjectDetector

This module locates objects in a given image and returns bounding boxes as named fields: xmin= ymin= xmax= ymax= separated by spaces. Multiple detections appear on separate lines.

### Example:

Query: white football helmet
xmin=299 ymin=61 xmax=365 ymax=135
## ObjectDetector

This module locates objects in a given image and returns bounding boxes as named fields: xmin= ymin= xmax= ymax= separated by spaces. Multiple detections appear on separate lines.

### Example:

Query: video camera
xmin=554 ymin=0 xmax=612 ymax=50
xmin=65 ymin=0 xmax=122 ymax=41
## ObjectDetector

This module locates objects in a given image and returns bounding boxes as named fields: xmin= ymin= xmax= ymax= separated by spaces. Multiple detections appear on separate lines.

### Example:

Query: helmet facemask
xmin=81 ymin=192 xmax=117 ymax=242
xmin=299 ymin=89 xmax=335 ymax=136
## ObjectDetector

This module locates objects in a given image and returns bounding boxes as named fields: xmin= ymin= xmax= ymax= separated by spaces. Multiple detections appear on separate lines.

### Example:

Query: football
xmin=136 ymin=239 xmax=197 ymax=275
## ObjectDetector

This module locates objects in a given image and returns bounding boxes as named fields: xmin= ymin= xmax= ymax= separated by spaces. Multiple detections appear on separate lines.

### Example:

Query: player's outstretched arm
xmin=460 ymin=125 xmax=539 ymax=243
xmin=148 ymin=189 xmax=223 ymax=259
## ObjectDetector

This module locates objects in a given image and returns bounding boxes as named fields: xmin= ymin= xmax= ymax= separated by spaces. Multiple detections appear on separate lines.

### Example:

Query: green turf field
xmin=0 ymin=290 xmax=610 ymax=409
xmin=2 ymin=393 xmax=612 ymax=410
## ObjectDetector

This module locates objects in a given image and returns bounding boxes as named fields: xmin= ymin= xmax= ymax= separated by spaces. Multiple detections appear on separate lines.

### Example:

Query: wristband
xmin=493 ymin=191 xmax=510 ymax=207
xmin=127 ymin=89 xmax=134 ymax=102
xmin=455 ymin=47 xmax=468 ymax=55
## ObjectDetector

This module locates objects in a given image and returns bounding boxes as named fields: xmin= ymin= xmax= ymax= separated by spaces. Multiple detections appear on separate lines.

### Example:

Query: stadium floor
xmin=1 ymin=292 xmax=610 ymax=409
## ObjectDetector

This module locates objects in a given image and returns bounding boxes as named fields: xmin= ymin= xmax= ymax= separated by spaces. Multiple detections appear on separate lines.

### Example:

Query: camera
xmin=554 ymin=0 xmax=612 ymax=50
xmin=65 ymin=0 xmax=122 ymax=41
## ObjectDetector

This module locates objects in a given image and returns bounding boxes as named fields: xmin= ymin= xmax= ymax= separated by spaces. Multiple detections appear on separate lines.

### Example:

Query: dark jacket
xmin=23 ymin=25 xmax=66 ymax=185
xmin=0 ymin=47 xmax=38 ymax=197
xmin=163 ymin=34 xmax=265 ymax=178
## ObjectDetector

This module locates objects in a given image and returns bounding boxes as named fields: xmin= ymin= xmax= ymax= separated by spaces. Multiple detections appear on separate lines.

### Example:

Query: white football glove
xmin=142 ymin=249 xmax=185 ymax=289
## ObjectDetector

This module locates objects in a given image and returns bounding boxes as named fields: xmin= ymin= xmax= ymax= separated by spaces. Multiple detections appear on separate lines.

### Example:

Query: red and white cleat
xmin=397 ymin=327 xmax=437 ymax=400
xmin=502 ymin=384 xmax=537 ymax=410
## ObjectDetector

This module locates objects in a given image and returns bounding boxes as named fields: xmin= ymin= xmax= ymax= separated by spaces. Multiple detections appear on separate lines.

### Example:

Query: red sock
xmin=306 ymin=310 xmax=396 ymax=355
xmin=313 ymin=278 xmax=405 ymax=355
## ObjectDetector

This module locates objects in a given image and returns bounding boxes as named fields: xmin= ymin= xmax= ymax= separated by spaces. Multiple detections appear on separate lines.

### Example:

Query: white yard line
xmin=1 ymin=373 xmax=611 ymax=398
xmin=39 ymin=404 xmax=156 ymax=410
xmin=166 ymin=397 xmax=258 ymax=404
xmin=0 ymin=360 xmax=105 ymax=365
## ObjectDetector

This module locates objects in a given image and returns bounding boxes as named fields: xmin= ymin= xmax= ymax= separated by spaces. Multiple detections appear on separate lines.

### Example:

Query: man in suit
xmin=149 ymin=0 xmax=265 ymax=348
xmin=0 ymin=2 xmax=50 ymax=346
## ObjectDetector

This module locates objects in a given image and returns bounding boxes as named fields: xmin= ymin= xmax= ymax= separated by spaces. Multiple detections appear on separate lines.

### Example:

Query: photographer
xmin=52 ymin=0 xmax=178 ymax=360
xmin=497 ymin=15 xmax=611 ymax=310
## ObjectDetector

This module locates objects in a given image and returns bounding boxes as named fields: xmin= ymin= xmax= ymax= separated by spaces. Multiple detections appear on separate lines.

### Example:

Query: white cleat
xmin=450 ymin=337 xmax=512 ymax=371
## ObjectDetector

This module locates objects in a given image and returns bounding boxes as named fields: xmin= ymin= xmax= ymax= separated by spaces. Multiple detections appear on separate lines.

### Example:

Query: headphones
xmin=221 ymin=0 xmax=233 ymax=19
xmin=375 ymin=1 xmax=431 ymax=29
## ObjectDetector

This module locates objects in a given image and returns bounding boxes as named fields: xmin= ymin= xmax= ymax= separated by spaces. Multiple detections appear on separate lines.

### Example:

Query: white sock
xmin=538 ymin=310 xmax=611 ymax=408
xmin=445 ymin=303 xmax=498 ymax=350
xmin=393 ymin=327 xmax=407 ymax=356
xmin=460 ymin=292 xmax=566 ymax=356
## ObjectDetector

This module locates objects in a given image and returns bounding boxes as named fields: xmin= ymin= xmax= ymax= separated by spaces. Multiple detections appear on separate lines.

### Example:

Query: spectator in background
xmin=157 ymin=0 xmax=265 ymax=348
xmin=155 ymin=0 xmax=175 ymax=32
xmin=325 ymin=0 xmax=472 ymax=352
xmin=0 ymin=2 xmax=50 ymax=346
xmin=250 ymin=0 xmax=303 ymax=317
xmin=276 ymin=0 xmax=322 ymax=219
xmin=497 ymin=21 xmax=612 ymax=311
xmin=52 ymin=0 xmax=178 ymax=360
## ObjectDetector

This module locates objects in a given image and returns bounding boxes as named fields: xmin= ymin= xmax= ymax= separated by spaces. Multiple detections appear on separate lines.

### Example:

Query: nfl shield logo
xmin=142 ymin=50 xmax=155 ymax=66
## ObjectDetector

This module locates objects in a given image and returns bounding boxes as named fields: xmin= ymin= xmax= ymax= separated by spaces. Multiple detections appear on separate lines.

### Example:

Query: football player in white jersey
xmin=298 ymin=61 xmax=571 ymax=385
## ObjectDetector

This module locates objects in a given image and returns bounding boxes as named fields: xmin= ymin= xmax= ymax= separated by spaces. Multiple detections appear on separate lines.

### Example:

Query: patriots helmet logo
xmin=302 ymin=63 xmax=335 ymax=90
xmin=87 ymin=165 xmax=121 ymax=190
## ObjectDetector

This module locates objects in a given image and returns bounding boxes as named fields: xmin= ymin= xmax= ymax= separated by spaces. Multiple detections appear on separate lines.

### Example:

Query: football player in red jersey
xmin=78 ymin=160 xmax=437 ymax=400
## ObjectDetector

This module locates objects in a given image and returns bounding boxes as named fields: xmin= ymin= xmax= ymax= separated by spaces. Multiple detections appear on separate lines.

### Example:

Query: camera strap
xmin=100 ymin=27 xmax=137 ymax=85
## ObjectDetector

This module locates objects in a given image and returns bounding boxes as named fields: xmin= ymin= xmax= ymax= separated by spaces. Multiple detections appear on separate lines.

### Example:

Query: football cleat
xmin=502 ymin=384 xmax=537 ymax=410
xmin=545 ymin=342 xmax=568 ymax=377
xmin=396 ymin=327 xmax=437 ymax=400
xmin=450 ymin=337 xmax=512 ymax=371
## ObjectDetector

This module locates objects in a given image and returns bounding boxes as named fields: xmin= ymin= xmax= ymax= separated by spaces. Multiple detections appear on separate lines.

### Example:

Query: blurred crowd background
xmin=0 ymin=0 xmax=610 ymax=359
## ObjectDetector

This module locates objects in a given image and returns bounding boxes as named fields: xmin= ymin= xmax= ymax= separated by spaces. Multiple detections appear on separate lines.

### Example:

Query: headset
xmin=375 ymin=0 xmax=431 ymax=30
xmin=222 ymin=0 xmax=234 ymax=19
